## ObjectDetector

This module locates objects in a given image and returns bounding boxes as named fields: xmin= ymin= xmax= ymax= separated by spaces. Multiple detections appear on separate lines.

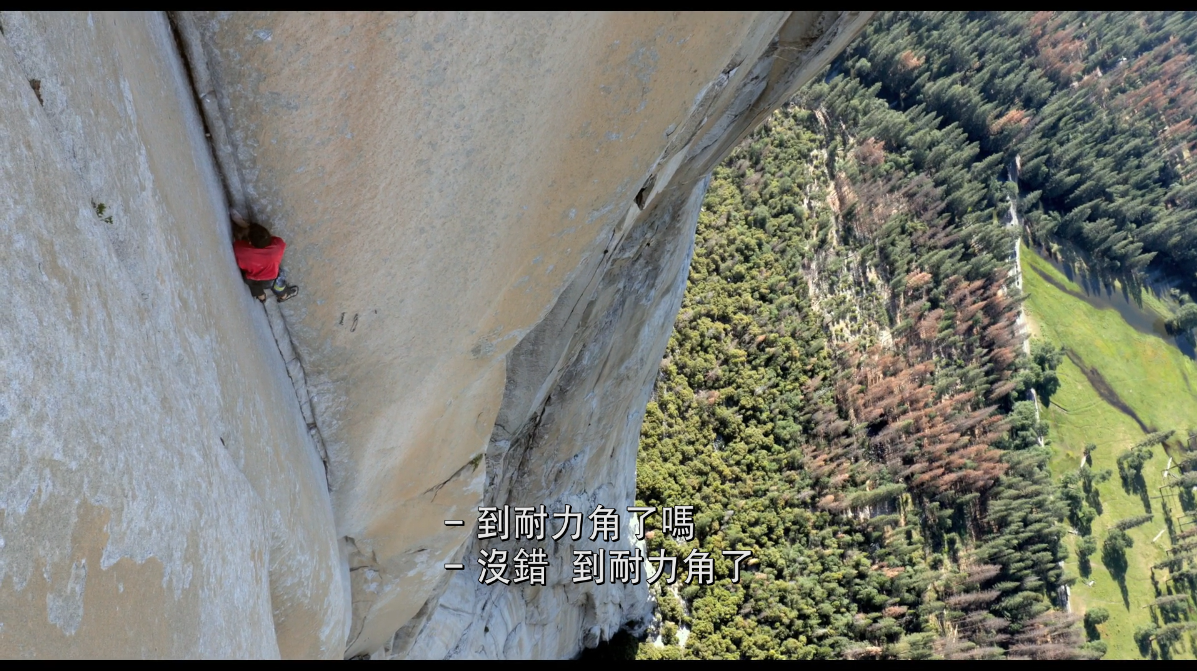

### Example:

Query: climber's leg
xmin=271 ymin=266 xmax=288 ymax=294
xmin=246 ymin=278 xmax=271 ymax=301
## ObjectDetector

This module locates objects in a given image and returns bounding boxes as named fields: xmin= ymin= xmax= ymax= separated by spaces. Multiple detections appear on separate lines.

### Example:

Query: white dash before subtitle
xmin=444 ymin=563 xmax=465 ymax=570
xmin=444 ymin=520 xmax=465 ymax=526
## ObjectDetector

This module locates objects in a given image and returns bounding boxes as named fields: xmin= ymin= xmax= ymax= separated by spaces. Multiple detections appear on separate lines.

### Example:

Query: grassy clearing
xmin=1022 ymin=247 xmax=1197 ymax=659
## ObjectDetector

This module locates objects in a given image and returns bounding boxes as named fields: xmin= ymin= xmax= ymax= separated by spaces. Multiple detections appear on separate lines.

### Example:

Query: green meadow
xmin=1022 ymin=246 xmax=1197 ymax=659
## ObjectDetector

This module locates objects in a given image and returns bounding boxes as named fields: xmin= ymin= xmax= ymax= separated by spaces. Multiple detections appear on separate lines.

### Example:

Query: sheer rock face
xmin=0 ymin=12 xmax=345 ymax=658
xmin=179 ymin=10 xmax=869 ymax=657
xmin=0 ymin=10 xmax=867 ymax=659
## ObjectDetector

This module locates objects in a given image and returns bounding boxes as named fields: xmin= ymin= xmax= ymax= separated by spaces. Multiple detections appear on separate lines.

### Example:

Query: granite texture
xmin=0 ymin=11 xmax=868 ymax=658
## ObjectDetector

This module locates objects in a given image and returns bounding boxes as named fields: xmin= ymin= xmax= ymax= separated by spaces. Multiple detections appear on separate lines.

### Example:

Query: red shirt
xmin=233 ymin=237 xmax=286 ymax=280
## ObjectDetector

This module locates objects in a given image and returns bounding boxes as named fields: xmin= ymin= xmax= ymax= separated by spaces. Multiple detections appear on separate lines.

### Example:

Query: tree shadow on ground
xmin=1102 ymin=544 xmax=1131 ymax=609
xmin=1128 ymin=472 xmax=1154 ymax=514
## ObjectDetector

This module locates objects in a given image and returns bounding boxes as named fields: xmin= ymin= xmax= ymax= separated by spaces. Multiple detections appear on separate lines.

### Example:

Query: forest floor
xmin=1023 ymin=247 xmax=1197 ymax=659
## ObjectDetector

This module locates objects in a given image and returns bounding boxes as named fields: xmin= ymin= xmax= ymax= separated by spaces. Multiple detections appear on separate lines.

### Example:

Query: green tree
xmin=1134 ymin=624 xmax=1158 ymax=656
xmin=1172 ymin=303 xmax=1197 ymax=334
xmin=1084 ymin=607 xmax=1109 ymax=627
xmin=1111 ymin=514 xmax=1153 ymax=531
xmin=1076 ymin=535 xmax=1097 ymax=577
xmin=1101 ymin=528 xmax=1134 ymax=598
xmin=1027 ymin=339 xmax=1065 ymax=404
xmin=1083 ymin=607 xmax=1109 ymax=641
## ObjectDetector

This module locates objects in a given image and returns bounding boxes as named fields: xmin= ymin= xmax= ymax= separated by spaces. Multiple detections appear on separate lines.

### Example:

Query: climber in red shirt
xmin=231 ymin=213 xmax=299 ymax=302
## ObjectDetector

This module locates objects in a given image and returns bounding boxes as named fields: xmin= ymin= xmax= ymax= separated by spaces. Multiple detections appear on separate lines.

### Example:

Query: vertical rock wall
xmin=179 ymin=11 xmax=870 ymax=657
xmin=0 ymin=10 xmax=868 ymax=659
xmin=0 ymin=12 xmax=345 ymax=658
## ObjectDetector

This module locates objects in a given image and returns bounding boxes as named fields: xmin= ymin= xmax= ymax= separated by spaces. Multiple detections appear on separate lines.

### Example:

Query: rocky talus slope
xmin=0 ymin=11 xmax=868 ymax=658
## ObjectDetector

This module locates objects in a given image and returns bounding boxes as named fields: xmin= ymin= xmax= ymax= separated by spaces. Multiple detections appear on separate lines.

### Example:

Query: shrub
xmin=1083 ymin=608 xmax=1109 ymax=627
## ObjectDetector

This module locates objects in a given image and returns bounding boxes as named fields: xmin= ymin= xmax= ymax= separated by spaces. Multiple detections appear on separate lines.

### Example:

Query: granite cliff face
xmin=1 ymin=11 xmax=867 ymax=658
xmin=0 ymin=12 xmax=345 ymax=658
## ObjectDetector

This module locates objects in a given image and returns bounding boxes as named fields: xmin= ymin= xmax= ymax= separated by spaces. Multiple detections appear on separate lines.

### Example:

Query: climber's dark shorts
xmin=245 ymin=277 xmax=277 ymax=301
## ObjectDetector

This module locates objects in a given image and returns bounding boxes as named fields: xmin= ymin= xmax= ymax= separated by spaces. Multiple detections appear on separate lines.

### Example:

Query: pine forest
xmin=630 ymin=11 xmax=1197 ymax=660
